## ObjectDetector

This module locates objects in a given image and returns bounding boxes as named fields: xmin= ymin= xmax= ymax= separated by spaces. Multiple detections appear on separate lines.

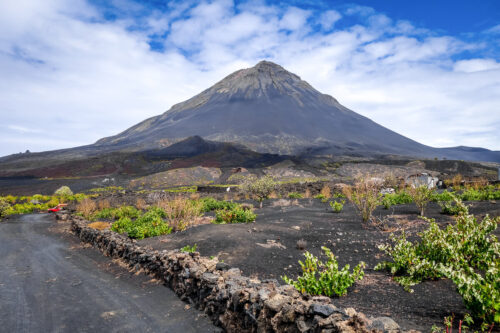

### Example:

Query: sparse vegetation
xmin=0 ymin=197 xmax=11 ymax=219
xmin=406 ymin=185 xmax=434 ymax=216
xmin=329 ymin=199 xmax=344 ymax=213
xmin=282 ymin=246 xmax=365 ymax=297
xmin=296 ymin=239 xmax=307 ymax=250
xmin=214 ymin=206 xmax=256 ymax=224
xmin=54 ymin=186 xmax=73 ymax=196
xmin=382 ymin=191 xmax=413 ymax=209
xmin=76 ymin=198 xmax=96 ymax=219
xmin=111 ymin=207 xmax=172 ymax=239
xmin=288 ymin=192 xmax=303 ymax=199
xmin=156 ymin=197 xmax=203 ymax=231
xmin=240 ymin=175 xmax=278 ymax=208
xmin=343 ymin=178 xmax=382 ymax=222
xmin=375 ymin=198 xmax=499 ymax=325
xmin=320 ymin=185 xmax=331 ymax=199
xmin=199 ymin=197 xmax=238 ymax=212
xmin=180 ymin=244 xmax=198 ymax=253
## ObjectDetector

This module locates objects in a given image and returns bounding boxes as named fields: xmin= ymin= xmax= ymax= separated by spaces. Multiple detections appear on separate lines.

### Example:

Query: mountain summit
xmin=92 ymin=60 xmax=497 ymax=161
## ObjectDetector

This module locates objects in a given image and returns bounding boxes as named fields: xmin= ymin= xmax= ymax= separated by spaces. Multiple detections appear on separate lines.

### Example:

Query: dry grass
xmin=382 ymin=173 xmax=399 ymax=189
xmin=296 ymin=239 xmax=307 ymax=250
xmin=468 ymin=177 xmax=489 ymax=190
xmin=268 ymin=191 xmax=280 ymax=199
xmin=135 ymin=198 xmax=148 ymax=210
xmin=271 ymin=199 xmax=300 ymax=207
xmin=320 ymin=185 xmax=331 ymax=199
xmin=240 ymin=203 xmax=254 ymax=211
xmin=156 ymin=197 xmax=202 ymax=231
xmin=88 ymin=221 xmax=111 ymax=230
xmin=189 ymin=192 xmax=200 ymax=200
xmin=77 ymin=198 xmax=96 ymax=219
xmin=97 ymin=199 xmax=111 ymax=210
xmin=445 ymin=173 xmax=463 ymax=189
xmin=304 ymin=188 xmax=311 ymax=198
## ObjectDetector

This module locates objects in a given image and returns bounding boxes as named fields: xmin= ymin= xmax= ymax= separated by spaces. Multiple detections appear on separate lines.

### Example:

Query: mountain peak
xmin=253 ymin=60 xmax=285 ymax=71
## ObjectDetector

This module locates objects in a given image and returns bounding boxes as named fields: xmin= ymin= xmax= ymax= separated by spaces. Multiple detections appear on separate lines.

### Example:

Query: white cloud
xmin=454 ymin=58 xmax=500 ymax=72
xmin=318 ymin=10 xmax=341 ymax=30
xmin=0 ymin=0 xmax=499 ymax=156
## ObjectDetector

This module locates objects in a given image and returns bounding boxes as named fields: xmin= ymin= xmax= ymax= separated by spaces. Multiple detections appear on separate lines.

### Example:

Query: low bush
xmin=199 ymin=197 xmax=238 ymax=212
xmin=157 ymin=197 xmax=202 ymax=231
xmin=0 ymin=198 xmax=11 ymax=219
xmin=329 ymin=200 xmax=344 ymax=213
xmin=214 ymin=206 xmax=256 ymax=224
xmin=181 ymin=244 xmax=198 ymax=253
xmin=320 ymin=185 xmax=331 ymax=199
xmin=439 ymin=195 xmax=469 ymax=216
xmin=343 ymin=178 xmax=382 ymax=222
xmin=460 ymin=187 xmax=500 ymax=201
xmin=432 ymin=190 xmax=456 ymax=202
xmin=240 ymin=175 xmax=277 ymax=208
xmin=111 ymin=207 xmax=171 ymax=239
xmin=406 ymin=185 xmax=435 ymax=216
xmin=76 ymin=198 xmax=96 ymax=219
xmin=314 ymin=194 xmax=327 ymax=201
xmin=382 ymin=191 xmax=413 ymax=209
xmin=375 ymin=198 xmax=499 ymax=324
xmin=282 ymin=246 xmax=365 ymax=297
xmin=54 ymin=186 xmax=73 ymax=196
xmin=288 ymin=192 xmax=303 ymax=199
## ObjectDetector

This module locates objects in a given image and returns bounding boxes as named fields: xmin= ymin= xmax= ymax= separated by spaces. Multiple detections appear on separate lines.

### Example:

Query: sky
xmin=0 ymin=0 xmax=499 ymax=156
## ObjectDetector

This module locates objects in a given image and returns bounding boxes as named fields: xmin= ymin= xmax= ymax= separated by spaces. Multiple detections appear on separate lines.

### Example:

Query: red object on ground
xmin=47 ymin=204 xmax=67 ymax=213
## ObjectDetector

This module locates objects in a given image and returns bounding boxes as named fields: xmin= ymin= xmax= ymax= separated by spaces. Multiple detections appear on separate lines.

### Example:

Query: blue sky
xmin=0 ymin=0 xmax=499 ymax=156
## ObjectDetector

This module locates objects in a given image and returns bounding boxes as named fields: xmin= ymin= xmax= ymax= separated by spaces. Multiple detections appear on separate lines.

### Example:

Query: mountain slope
xmin=93 ymin=61 xmax=499 ymax=162
xmin=95 ymin=61 xmax=432 ymax=156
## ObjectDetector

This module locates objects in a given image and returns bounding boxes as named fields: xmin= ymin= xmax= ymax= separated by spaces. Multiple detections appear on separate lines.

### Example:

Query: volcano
xmin=1 ymin=60 xmax=499 ymax=178
xmin=93 ymin=61 xmax=499 ymax=162
xmin=96 ymin=61 xmax=430 ymax=156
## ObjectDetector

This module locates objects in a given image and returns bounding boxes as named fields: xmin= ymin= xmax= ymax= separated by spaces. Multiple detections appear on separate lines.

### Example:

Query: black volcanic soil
xmin=139 ymin=199 xmax=500 ymax=331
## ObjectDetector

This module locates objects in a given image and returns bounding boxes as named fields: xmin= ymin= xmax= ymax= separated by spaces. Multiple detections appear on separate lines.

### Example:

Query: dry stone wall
xmin=67 ymin=214 xmax=415 ymax=333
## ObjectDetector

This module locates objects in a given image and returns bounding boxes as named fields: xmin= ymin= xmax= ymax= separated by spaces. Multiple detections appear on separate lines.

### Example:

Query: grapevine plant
xmin=283 ymin=246 xmax=365 ymax=297
xmin=375 ymin=198 xmax=500 ymax=325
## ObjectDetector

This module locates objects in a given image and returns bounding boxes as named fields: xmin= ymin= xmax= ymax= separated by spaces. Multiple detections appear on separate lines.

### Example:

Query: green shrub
xmin=199 ymin=197 xmax=238 ymax=212
xmin=439 ymin=197 xmax=468 ymax=216
xmin=54 ymin=186 xmax=73 ymax=196
xmin=115 ymin=206 xmax=141 ymax=219
xmin=240 ymin=175 xmax=278 ymax=208
xmin=314 ymin=194 xmax=326 ymax=200
xmin=214 ymin=206 xmax=256 ymax=224
xmin=382 ymin=191 xmax=413 ymax=209
xmin=92 ymin=207 xmax=115 ymax=220
xmin=431 ymin=190 xmax=456 ymax=202
xmin=111 ymin=207 xmax=171 ymax=239
xmin=3 ymin=195 xmax=17 ymax=204
xmin=0 ymin=198 xmax=11 ymax=219
xmin=406 ymin=185 xmax=435 ymax=216
xmin=288 ymin=192 xmax=303 ymax=199
xmin=282 ymin=246 xmax=365 ymax=297
xmin=375 ymin=198 xmax=499 ymax=324
xmin=329 ymin=200 xmax=344 ymax=213
xmin=181 ymin=244 xmax=197 ymax=253
xmin=460 ymin=187 xmax=500 ymax=201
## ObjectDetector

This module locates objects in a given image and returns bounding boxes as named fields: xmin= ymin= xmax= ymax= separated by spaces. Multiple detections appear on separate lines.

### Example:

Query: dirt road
xmin=0 ymin=214 xmax=216 ymax=332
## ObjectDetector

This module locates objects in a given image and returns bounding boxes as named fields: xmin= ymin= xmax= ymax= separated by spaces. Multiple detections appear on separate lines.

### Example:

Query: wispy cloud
xmin=0 ymin=0 xmax=499 ymax=156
